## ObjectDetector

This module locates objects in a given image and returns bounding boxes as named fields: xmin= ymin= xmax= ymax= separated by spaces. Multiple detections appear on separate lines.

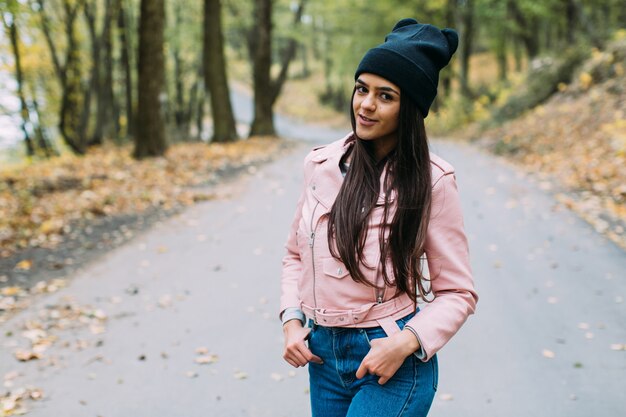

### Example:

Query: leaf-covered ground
xmin=460 ymin=44 xmax=626 ymax=250
xmin=0 ymin=137 xmax=295 ymax=292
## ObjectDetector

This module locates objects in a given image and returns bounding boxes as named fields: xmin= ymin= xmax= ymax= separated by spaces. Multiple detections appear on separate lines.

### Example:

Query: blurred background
xmin=0 ymin=0 xmax=625 ymax=416
xmin=0 ymin=0 xmax=625 ymax=255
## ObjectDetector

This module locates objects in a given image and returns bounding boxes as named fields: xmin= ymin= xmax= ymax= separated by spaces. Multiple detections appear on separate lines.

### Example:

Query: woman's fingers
xmin=285 ymin=345 xmax=308 ymax=366
xmin=283 ymin=325 xmax=324 ymax=367
xmin=355 ymin=360 xmax=369 ymax=379
xmin=306 ymin=351 xmax=324 ymax=364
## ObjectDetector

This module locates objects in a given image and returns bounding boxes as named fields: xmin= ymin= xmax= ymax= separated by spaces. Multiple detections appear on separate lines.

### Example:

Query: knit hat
xmin=354 ymin=18 xmax=459 ymax=117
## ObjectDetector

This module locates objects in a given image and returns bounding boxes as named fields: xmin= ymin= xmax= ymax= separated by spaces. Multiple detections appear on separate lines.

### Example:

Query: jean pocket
xmin=361 ymin=326 xmax=387 ymax=346
xmin=430 ymin=354 xmax=439 ymax=391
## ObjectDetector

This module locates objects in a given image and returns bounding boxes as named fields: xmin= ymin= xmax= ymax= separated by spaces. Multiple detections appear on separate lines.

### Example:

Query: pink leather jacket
xmin=280 ymin=134 xmax=478 ymax=361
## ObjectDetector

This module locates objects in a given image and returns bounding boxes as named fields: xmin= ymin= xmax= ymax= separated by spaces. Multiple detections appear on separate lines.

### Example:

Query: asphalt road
xmin=1 ymin=106 xmax=625 ymax=416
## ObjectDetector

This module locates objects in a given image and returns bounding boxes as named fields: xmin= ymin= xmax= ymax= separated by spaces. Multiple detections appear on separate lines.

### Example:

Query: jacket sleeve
xmin=279 ymin=172 xmax=307 ymax=318
xmin=405 ymin=171 xmax=478 ymax=361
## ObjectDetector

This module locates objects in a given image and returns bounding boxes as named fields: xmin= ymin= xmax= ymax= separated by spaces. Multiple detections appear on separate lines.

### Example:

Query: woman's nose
xmin=361 ymin=94 xmax=376 ymax=110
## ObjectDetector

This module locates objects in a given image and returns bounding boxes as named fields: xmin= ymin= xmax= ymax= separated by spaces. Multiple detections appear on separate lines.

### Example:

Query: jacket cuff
xmin=404 ymin=325 xmax=428 ymax=361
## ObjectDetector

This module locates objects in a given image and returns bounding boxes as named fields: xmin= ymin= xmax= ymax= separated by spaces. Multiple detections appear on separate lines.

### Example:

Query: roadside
xmin=457 ymin=39 xmax=626 ymax=250
xmin=0 ymin=138 xmax=301 ymax=323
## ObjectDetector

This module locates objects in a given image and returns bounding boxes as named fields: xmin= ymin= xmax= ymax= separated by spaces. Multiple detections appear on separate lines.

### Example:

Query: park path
xmin=1 ymin=94 xmax=625 ymax=416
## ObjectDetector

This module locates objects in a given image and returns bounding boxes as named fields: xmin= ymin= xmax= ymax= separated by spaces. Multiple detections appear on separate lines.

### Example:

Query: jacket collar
xmin=309 ymin=133 xmax=396 ymax=209
xmin=309 ymin=133 xmax=353 ymax=209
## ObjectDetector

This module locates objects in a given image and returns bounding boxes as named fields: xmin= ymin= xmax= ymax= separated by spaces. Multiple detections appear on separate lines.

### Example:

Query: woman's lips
xmin=358 ymin=114 xmax=377 ymax=126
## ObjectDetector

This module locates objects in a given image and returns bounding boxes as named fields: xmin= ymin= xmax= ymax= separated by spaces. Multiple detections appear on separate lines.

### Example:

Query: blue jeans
xmin=307 ymin=311 xmax=438 ymax=417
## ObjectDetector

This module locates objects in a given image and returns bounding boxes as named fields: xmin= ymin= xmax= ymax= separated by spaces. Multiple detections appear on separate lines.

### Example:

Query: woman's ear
xmin=441 ymin=28 xmax=459 ymax=57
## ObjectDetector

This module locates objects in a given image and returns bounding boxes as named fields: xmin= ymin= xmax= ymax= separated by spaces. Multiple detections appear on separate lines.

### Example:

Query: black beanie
xmin=354 ymin=18 xmax=459 ymax=117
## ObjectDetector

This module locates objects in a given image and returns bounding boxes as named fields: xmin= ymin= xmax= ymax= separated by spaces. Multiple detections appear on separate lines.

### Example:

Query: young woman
xmin=279 ymin=18 xmax=478 ymax=417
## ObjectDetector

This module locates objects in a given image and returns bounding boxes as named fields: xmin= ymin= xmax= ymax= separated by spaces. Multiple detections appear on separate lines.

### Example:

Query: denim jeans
xmin=307 ymin=311 xmax=437 ymax=417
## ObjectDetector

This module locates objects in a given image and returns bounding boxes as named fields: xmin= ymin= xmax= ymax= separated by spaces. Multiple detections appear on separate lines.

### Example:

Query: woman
xmin=279 ymin=18 xmax=478 ymax=417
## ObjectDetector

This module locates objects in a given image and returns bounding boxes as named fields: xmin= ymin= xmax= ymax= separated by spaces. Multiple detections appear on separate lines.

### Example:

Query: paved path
xmin=1 ymin=102 xmax=625 ymax=416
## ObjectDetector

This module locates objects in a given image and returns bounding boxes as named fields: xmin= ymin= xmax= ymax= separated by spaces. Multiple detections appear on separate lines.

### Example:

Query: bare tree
xmin=249 ymin=0 xmax=275 ymax=136
xmin=134 ymin=0 xmax=167 ymax=158
xmin=203 ymin=0 xmax=238 ymax=142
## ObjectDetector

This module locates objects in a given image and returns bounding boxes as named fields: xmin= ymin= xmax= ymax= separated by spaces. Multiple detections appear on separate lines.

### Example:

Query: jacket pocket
xmin=322 ymin=258 xmax=350 ymax=279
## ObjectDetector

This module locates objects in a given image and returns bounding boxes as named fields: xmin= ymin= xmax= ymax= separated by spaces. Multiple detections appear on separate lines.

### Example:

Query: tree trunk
xmin=37 ymin=0 xmax=88 ymax=154
xmin=513 ymin=39 xmax=523 ymax=72
xmin=249 ymin=0 xmax=275 ymax=137
xmin=59 ymin=0 xmax=88 ymax=154
xmin=83 ymin=0 xmax=102 ymax=145
xmin=174 ymin=46 xmax=184 ymax=128
xmin=196 ymin=85 xmax=205 ymax=141
xmin=507 ymin=0 xmax=540 ymax=58
xmin=495 ymin=27 xmax=507 ymax=82
xmin=101 ymin=0 xmax=119 ymax=141
xmin=440 ymin=0 xmax=455 ymax=99
xmin=203 ymin=0 xmax=238 ymax=142
xmin=456 ymin=0 xmax=474 ymax=99
xmin=134 ymin=0 xmax=167 ymax=158
xmin=117 ymin=0 xmax=134 ymax=139
xmin=31 ymin=96 xmax=55 ymax=157
xmin=565 ymin=0 xmax=577 ymax=44
xmin=300 ymin=42 xmax=309 ymax=78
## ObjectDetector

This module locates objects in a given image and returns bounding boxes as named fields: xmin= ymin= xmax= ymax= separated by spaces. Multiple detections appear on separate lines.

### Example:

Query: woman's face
xmin=352 ymin=73 xmax=401 ymax=156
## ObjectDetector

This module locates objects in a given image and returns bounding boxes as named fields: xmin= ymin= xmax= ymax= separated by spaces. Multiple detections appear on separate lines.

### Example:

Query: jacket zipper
xmin=309 ymin=201 xmax=320 ymax=317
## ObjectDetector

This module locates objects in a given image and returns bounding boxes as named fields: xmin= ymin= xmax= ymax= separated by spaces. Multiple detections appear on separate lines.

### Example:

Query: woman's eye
xmin=356 ymin=85 xmax=367 ymax=94
xmin=381 ymin=93 xmax=393 ymax=101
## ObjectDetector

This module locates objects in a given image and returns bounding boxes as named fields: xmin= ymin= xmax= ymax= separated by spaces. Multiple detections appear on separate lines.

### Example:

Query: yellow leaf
xmin=1 ymin=287 xmax=21 ymax=296
xmin=579 ymin=72 xmax=593 ymax=90
xmin=14 ymin=260 xmax=32 ymax=271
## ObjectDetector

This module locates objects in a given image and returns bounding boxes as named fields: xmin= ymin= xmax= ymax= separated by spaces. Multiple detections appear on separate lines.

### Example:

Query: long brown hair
xmin=327 ymin=90 xmax=433 ymax=303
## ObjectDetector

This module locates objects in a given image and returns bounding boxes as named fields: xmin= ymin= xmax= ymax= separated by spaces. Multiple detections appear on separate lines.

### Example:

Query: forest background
xmin=0 ymin=0 xmax=625 ymax=282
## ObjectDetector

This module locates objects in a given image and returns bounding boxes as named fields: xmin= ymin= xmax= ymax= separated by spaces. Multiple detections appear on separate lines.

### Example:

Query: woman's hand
xmin=282 ymin=320 xmax=324 ymax=367
xmin=355 ymin=329 xmax=420 ymax=385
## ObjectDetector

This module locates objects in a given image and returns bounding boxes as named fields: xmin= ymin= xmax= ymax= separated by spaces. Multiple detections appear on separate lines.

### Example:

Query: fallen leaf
xmin=1 ymin=287 xmax=22 ymax=297
xmin=158 ymin=295 xmax=173 ymax=308
xmin=195 ymin=355 xmax=219 ymax=365
xmin=14 ymin=260 xmax=32 ymax=271
xmin=234 ymin=371 xmax=248 ymax=380
xmin=14 ymin=350 xmax=41 ymax=362
xmin=542 ymin=349 xmax=555 ymax=358
xmin=270 ymin=373 xmax=284 ymax=382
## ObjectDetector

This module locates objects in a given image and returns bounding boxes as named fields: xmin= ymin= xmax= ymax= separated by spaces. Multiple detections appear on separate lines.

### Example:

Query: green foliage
xmin=490 ymin=47 xmax=590 ymax=124
xmin=2 ymin=0 xmax=626 ymax=161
